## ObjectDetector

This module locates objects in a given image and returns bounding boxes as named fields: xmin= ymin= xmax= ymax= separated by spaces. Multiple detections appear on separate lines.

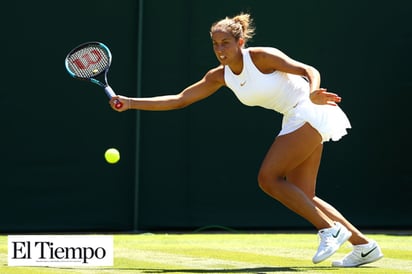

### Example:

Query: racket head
xmin=65 ymin=42 xmax=112 ymax=86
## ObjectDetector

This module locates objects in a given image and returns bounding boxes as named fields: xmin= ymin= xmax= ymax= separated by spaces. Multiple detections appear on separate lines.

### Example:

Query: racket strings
xmin=67 ymin=46 xmax=110 ymax=78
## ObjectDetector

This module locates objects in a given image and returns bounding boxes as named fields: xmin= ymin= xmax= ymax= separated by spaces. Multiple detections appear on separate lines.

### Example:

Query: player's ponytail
xmin=232 ymin=13 xmax=255 ymax=43
xmin=210 ymin=12 xmax=255 ymax=46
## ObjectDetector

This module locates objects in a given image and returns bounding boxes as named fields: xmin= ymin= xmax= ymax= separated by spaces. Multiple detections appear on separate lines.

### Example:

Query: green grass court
xmin=1 ymin=233 xmax=411 ymax=273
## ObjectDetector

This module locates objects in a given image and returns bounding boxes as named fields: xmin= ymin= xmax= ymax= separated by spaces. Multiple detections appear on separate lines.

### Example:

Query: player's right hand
xmin=110 ymin=95 xmax=130 ymax=112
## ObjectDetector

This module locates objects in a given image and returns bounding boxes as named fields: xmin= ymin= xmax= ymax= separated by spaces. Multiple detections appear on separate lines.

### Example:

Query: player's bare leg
xmin=285 ymin=144 xmax=369 ymax=245
xmin=258 ymin=123 xmax=352 ymax=263
xmin=283 ymin=131 xmax=383 ymax=266
xmin=258 ymin=123 xmax=333 ymax=229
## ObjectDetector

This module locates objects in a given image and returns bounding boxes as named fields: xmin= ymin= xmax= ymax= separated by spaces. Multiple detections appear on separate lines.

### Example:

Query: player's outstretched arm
xmin=110 ymin=67 xmax=225 ymax=112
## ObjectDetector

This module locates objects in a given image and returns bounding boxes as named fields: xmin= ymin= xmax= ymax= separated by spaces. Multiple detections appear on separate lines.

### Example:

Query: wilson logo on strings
xmin=72 ymin=49 xmax=102 ymax=70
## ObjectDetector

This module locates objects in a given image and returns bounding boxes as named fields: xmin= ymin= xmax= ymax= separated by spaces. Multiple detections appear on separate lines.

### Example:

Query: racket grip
xmin=105 ymin=86 xmax=123 ymax=109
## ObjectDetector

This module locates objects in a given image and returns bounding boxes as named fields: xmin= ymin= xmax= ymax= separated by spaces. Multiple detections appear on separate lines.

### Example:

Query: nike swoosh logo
xmin=332 ymin=228 xmax=341 ymax=238
xmin=361 ymin=246 xmax=377 ymax=257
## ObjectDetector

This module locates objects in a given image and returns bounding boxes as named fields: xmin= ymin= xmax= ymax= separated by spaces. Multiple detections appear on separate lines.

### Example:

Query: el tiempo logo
xmin=8 ymin=235 xmax=113 ymax=267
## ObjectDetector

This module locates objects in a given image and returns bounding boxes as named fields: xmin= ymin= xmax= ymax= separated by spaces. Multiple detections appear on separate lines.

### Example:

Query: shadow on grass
xmin=50 ymin=265 xmax=377 ymax=273
xmin=125 ymin=266 xmax=339 ymax=273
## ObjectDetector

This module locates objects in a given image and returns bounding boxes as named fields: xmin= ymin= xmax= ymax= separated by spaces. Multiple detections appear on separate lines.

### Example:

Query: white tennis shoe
xmin=312 ymin=222 xmax=352 ymax=264
xmin=332 ymin=240 xmax=383 ymax=267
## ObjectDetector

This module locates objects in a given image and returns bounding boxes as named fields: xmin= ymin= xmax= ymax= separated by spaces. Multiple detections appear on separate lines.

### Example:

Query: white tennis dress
xmin=224 ymin=48 xmax=351 ymax=143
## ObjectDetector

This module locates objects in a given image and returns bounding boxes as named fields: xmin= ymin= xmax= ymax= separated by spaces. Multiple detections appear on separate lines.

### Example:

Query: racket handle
xmin=104 ymin=86 xmax=123 ymax=109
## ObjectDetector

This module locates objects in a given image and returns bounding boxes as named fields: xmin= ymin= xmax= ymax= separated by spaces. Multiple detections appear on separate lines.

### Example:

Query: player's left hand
xmin=310 ymin=88 xmax=342 ymax=106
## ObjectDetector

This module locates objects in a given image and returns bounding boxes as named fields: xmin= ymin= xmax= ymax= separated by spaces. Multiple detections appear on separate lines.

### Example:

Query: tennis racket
xmin=65 ymin=41 xmax=123 ymax=109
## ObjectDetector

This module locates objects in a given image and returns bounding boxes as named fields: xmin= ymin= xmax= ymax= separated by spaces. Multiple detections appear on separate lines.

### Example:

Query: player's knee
xmin=257 ymin=169 xmax=281 ymax=193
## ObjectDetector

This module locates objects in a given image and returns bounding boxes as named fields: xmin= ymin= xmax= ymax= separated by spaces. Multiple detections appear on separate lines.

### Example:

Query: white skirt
xmin=279 ymin=100 xmax=351 ymax=143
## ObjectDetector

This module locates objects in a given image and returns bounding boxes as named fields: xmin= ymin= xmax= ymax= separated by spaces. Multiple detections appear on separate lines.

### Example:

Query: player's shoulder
xmin=248 ymin=47 xmax=289 ymax=72
xmin=248 ymin=46 xmax=285 ymax=60
xmin=205 ymin=65 xmax=225 ymax=84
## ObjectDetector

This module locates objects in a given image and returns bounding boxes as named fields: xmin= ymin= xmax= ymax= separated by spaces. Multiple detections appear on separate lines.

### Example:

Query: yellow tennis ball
xmin=104 ymin=148 xmax=120 ymax=164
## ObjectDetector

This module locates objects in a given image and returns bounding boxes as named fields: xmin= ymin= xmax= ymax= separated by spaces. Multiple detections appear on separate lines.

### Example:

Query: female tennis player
xmin=110 ymin=13 xmax=383 ymax=267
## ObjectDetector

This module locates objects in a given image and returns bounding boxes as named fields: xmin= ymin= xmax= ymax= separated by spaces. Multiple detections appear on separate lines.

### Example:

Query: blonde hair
xmin=210 ymin=13 xmax=255 ymax=44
